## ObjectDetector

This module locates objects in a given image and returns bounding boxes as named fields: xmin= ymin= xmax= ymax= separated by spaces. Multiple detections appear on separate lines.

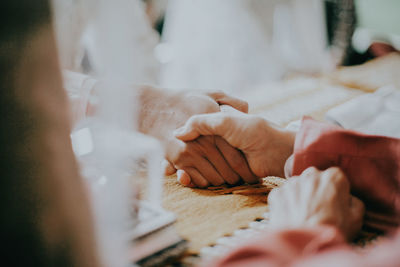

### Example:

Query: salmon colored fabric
xmin=208 ymin=226 xmax=347 ymax=267
xmin=292 ymin=117 xmax=400 ymax=232
xmin=208 ymin=118 xmax=400 ymax=267
xmin=209 ymin=226 xmax=400 ymax=267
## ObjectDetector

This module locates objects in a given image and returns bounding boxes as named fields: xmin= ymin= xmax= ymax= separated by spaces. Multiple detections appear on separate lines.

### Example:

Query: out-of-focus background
xmin=54 ymin=0 xmax=400 ymax=94
xmin=48 ymin=1 xmax=400 ymax=265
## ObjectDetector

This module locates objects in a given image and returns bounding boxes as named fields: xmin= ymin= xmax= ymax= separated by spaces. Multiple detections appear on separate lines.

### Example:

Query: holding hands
xmin=147 ymin=89 xmax=366 ymax=238
xmin=140 ymin=88 xmax=256 ymax=187
xmin=175 ymin=110 xmax=296 ymax=179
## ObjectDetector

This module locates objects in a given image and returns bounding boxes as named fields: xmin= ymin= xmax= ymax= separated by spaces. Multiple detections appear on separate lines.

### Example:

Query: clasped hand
xmin=174 ymin=109 xmax=296 ymax=186
xmin=151 ymin=91 xmax=257 ymax=187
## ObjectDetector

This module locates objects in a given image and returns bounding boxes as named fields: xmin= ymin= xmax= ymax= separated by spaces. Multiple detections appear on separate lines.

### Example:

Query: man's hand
xmin=268 ymin=167 xmax=365 ymax=240
xmin=167 ymin=135 xmax=256 ymax=187
xmin=175 ymin=111 xmax=296 ymax=178
xmin=138 ymin=87 xmax=255 ymax=187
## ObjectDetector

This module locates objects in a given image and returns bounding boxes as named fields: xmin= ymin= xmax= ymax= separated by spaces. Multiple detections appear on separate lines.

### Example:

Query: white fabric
xmin=63 ymin=71 xmax=98 ymax=124
xmin=326 ymin=86 xmax=400 ymax=138
xmin=52 ymin=0 xmax=160 ymax=84
xmin=159 ymin=0 xmax=332 ymax=93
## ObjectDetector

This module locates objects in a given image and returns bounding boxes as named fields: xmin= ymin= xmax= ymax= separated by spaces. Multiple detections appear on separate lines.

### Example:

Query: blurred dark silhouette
xmin=0 ymin=1 xmax=99 ymax=266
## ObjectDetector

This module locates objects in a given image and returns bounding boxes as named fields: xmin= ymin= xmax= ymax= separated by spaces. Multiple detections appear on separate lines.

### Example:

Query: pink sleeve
xmin=208 ymin=226 xmax=400 ymax=267
xmin=208 ymin=225 xmax=348 ymax=267
xmin=291 ymin=117 xmax=400 ymax=232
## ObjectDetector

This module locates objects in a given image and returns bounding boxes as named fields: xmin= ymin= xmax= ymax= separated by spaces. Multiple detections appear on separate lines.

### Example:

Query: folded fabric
xmin=326 ymin=85 xmax=400 ymax=138
xmin=292 ymin=117 xmax=400 ymax=232
xmin=206 ymin=225 xmax=348 ymax=267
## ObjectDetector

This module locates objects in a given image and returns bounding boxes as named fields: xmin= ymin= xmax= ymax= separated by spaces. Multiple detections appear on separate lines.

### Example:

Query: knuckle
xmin=324 ymin=167 xmax=348 ymax=187
xmin=325 ymin=166 xmax=343 ymax=177
xmin=208 ymin=90 xmax=225 ymax=98
xmin=302 ymin=166 xmax=319 ymax=176
xmin=178 ymin=146 xmax=191 ymax=158
xmin=186 ymin=94 xmax=219 ymax=113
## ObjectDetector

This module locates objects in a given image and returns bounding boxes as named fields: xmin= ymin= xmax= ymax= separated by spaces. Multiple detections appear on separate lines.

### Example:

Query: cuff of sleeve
xmin=208 ymin=225 xmax=346 ymax=267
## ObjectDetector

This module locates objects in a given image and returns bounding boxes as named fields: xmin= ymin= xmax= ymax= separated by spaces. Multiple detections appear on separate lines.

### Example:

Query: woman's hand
xmin=268 ymin=167 xmax=365 ymax=240
xmin=175 ymin=111 xmax=296 ymax=178
xmin=139 ymin=88 xmax=255 ymax=187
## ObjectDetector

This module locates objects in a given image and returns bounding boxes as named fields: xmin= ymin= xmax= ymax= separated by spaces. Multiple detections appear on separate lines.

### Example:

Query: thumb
xmin=207 ymin=91 xmax=249 ymax=113
xmin=174 ymin=113 xmax=226 ymax=141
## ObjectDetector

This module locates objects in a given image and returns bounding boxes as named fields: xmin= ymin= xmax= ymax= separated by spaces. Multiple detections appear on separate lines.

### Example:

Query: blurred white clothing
xmin=52 ymin=0 xmax=160 ymax=85
xmin=159 ymin=0 xmax=332 ymax=93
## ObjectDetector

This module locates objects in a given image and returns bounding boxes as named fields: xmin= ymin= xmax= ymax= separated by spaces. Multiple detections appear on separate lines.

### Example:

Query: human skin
xmin=175 ymin=111 xmax=365 ymax=237
xmin=175 ymin=110 xmax=296 ymax=179
xmin=268 ymin=167 xmax=365 ymax=240
xmin=81 ymin=83 xmax=257 ymax=187
xmin=137 ymin=88 xmax=257 ymax=187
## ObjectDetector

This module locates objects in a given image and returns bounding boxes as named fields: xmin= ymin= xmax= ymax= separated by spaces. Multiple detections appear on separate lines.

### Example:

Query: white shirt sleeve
xmin=326 ymin=85 xmax=400 ymax=139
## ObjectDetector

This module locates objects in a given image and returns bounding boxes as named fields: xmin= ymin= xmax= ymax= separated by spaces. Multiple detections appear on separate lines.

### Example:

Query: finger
xmin=350 ymin=196 xmax=365 ymax=217
xmin=268 ymin=187 xmax=282 ymax=207
xmin=182 ymin=167 xmax=209 ymax=188
xmin=174 ymin=113 xmax=227 ymax=141
xmin=177 ymin=169 xmax=191 ymax=186
xmin=323 ymin=167 xmax=349 ymax=193
xmin=301 ymin=166 xmax=319 ymax=177
xmin=197 ymin=136 xmax=241 ymax=185
xmin=162 ymin=159 xmax=177 ymax=175
xmin=193 ymin=155 xmax=225 ymax=186
xmin=220 ymin=104 xmax=243 ymax=114
xmin=215 ymin=137 xmax=258 ymax=184
xmin=348 ymin=196 xmax=365 ymax=238
xmin=207 ymin=91 xmax=249 ymax=113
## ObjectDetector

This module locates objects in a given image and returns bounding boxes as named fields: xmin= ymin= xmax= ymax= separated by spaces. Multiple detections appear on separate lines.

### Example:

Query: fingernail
xmin=177 ymin=170 xmax=191 ymax=186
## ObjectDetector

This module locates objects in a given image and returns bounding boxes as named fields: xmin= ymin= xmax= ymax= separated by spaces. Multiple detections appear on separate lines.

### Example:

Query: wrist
xmin=261 ymin=120 xmax=296 ymax=177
